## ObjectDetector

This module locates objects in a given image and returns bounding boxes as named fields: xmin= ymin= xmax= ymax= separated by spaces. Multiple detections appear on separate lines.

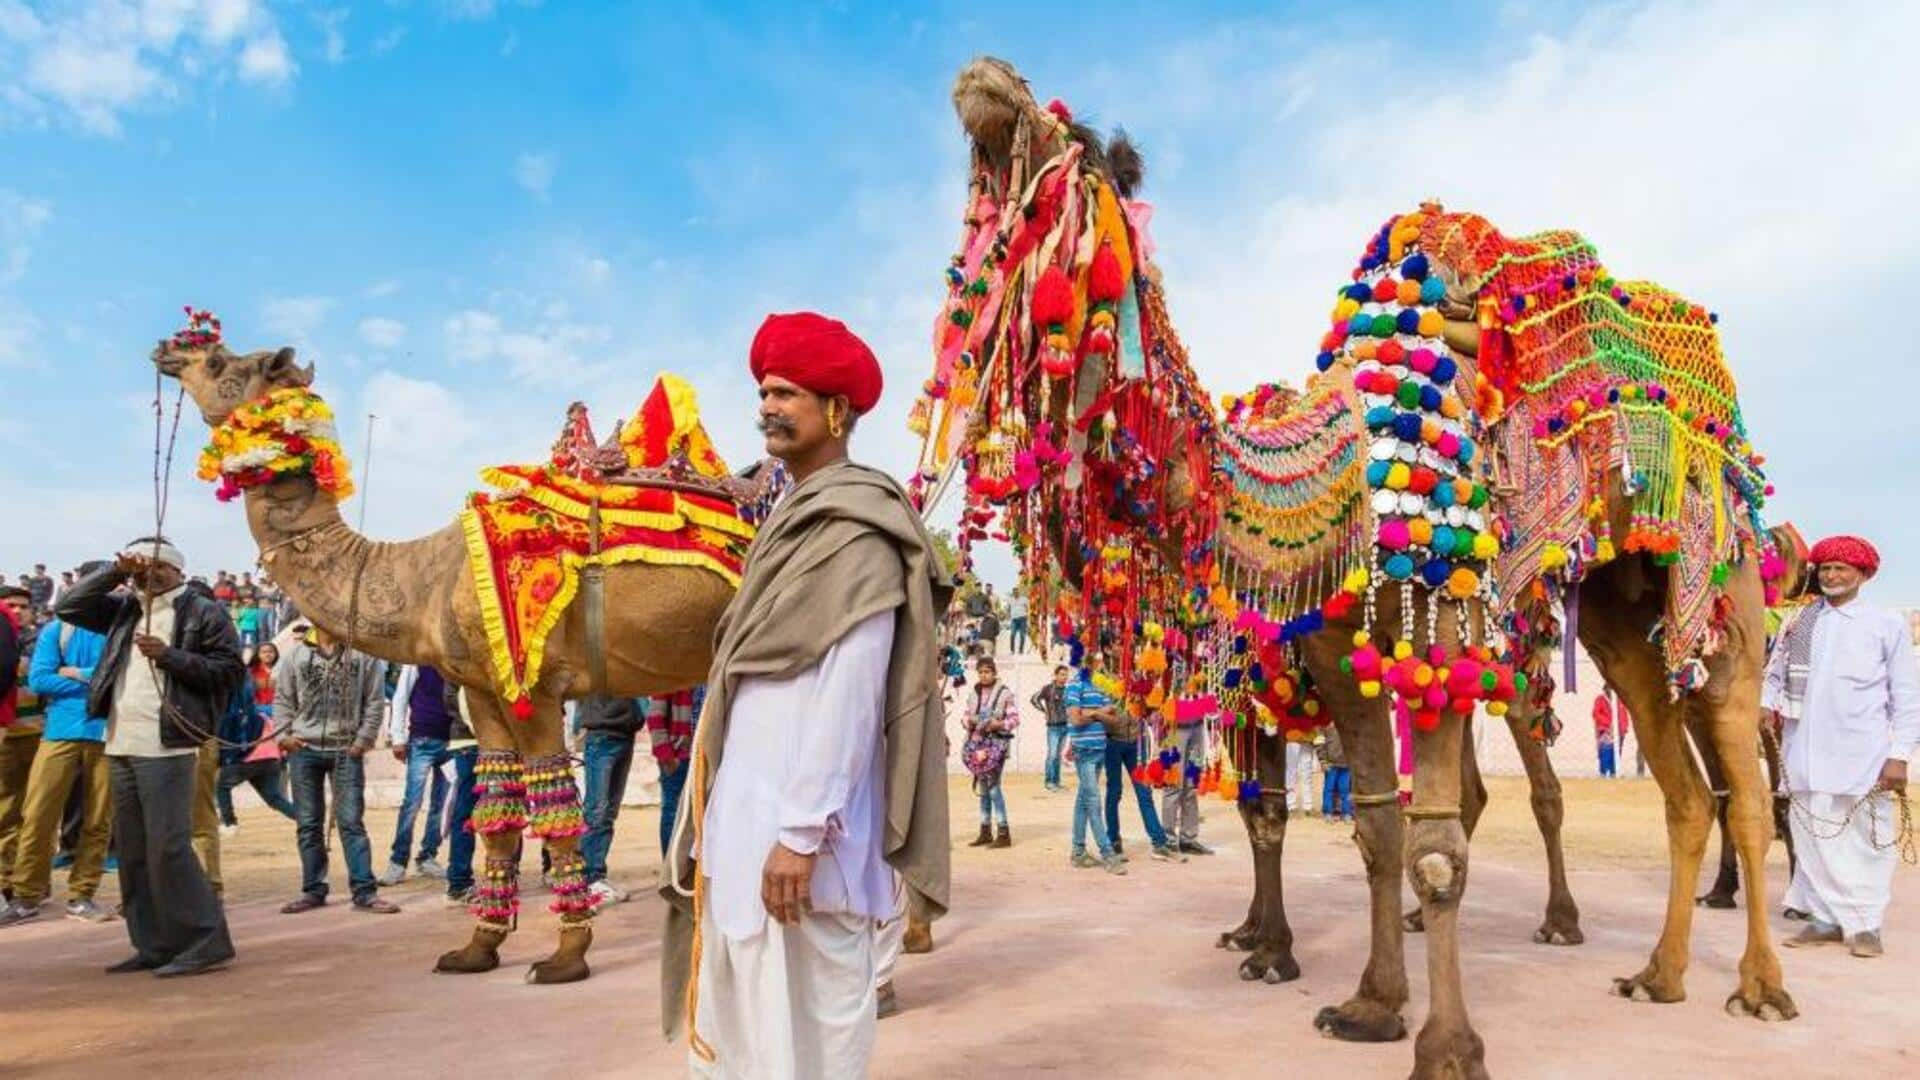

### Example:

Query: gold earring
xmin=828 ymin=404 xmax=845 ymax=439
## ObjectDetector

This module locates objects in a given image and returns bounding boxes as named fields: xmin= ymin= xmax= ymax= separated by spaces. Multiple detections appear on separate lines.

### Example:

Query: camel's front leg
xmin=1233 ymin=731 xmax=1299 ymax=984
xmin=519 ymin=696 xmax=595 ymax=985
xmin=1503 ymin=711 xmax=1584 ymax=944
xmin=437 ymin=692 xmax=526 ymax=975
xmin=1407 ymin=712 xmax=1487 ymax=1080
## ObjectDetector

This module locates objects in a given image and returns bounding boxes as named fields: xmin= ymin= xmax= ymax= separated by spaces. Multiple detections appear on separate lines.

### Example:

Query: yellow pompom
xmin=1417 ymin=310 xmax=1444 ymax=337
xmin=1334 ymin=298 xmax=1360 ymax=321
xmin=1413 ymin=663 xmax=1434 ymax=688
xmin=1541 ymin=543 xmax=1569 ymax=571
xmin=1352 ymin=630 xmax=1371 ymax=648
xmin=1359 ymin=680 xmax=1382 ymax=698
xmin=1472 ymin=533 xmax=1499 ymax=560
xmin=1385 ymin=463 xmax=1411 ymax=490
xmin=1343 ymin=567 xmax=1370 ymax=593
xmin=1392 ymin=639 xmax=1414 ymax=661
xmin=1303 ymin=700 xmax=1320 ymax=716
xmin=1594 ymin=538 xmax=1617 ymax=564
xmin=1487 ymin=702 xmax=1509 ymax=717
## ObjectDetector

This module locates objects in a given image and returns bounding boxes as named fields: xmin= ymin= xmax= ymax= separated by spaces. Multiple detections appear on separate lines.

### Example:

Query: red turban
xmin=1809 ymin=535 xmax=1879 ymax=576
xmin=749 ymin=312 xmax=883 ymax=415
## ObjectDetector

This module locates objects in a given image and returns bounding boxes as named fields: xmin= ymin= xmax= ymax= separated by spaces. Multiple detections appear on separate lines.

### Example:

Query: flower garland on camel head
xmin=186 ymin=308 xmax=355 ymax=503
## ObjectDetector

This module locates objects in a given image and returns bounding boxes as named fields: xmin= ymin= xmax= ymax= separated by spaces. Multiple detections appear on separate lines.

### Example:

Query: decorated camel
xmin=912 ymin=59 xmax=1796 ymax=1078
xmin=153 ymin=314 xmax=770 ymax=984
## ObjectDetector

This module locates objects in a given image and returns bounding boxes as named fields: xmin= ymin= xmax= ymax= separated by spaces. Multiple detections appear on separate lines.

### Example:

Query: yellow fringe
xmin=460 ymin=509 xmax=526 ymax=703
xmin=478 ymin=467 xmax=757 ymax=540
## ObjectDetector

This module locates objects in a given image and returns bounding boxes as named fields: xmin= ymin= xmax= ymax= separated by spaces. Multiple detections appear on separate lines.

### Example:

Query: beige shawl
xmin=660 ymin=459 xmax=954 ymax=1038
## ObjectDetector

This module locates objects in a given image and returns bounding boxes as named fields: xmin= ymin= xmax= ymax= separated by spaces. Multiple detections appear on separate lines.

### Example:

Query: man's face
xmin=1817 ymin=561 xmax=1866 ymax=600
xmin=1086 ymin=652 xmax=1105 ymax=674
xmin=1053 ymin=669 xmax=1069 ymax=687
xmin=126 ymin=557 xmax=184 ymax=596
xmin=2 ymin=595 xmax=27 ymax=621
xmin=757 ymin=375 xmax=841 ymax=463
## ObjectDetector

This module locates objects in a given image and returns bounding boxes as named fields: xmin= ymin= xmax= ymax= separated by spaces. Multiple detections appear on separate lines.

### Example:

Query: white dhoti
xmin=873 ymin=875 xmax=906 ymax=989
xmin=691 ymin=907 xmax=878 ymax=1079
xmin=1784 ymin=791 xmax=1898 ymax=937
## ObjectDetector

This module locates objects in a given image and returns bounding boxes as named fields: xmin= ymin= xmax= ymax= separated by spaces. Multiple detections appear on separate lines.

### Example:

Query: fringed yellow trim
xmin=460 ymin=508 xmax=527 ymax=703
xmin=477 ymin=467 xmax=756 ymax=540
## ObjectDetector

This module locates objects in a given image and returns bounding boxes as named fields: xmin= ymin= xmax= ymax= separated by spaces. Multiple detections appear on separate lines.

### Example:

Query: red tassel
xmin=1089 ymin=243 xmax=1126 ymax=304
xmin=1031 ymin=264 xmax=1076 ymax=331
xmin=511 ymin=697 xmax=535 ymax=721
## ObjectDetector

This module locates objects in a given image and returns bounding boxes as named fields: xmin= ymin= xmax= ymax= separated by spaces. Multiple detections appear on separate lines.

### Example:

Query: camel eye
xmin=205 ymin=352 xmax=227 ymax=377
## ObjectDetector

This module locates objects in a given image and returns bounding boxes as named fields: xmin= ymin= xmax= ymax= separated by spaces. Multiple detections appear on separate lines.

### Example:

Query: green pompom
xmin=1370 ymin=314 xmax=1397 ymax=338
xmin=1396 ymin=382 xmax=1421 ymax=409
xmin=1710 ymin=562 xmax=1730 ymax=586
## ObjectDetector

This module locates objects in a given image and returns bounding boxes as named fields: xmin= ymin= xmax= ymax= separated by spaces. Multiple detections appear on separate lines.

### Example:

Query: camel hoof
xmin=1314 ymin=1001 xmax=1408 ymax=1043
xmin=1237 ymin=950 xmax=1300 ymax=984
xmin=1402 ymin=908 xmax=1425 ymax=934
xmin=1696 ymin=892 xmax=1737 ymax=910
xmin=434 ymin=927 xmax=506 ymax=975
xmin=1533 ymin=925 xmax=1584 ymax=947
xmin=1725 ymin=988 xmax=1798 ymax=1023
xmin=525 ymin=925 xmax=592 ymax=985
xmin=1613 ymin=975 xmax=1683 ymax=1004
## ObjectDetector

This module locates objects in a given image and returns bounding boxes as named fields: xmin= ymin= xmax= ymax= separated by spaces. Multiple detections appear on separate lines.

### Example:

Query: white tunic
xmin=106 ymin=586 xmax=197 ymax=759
xmin=700 ymin=608 xmax=897 ymax=941
xmin=1762 ymin=599 xmax=1920 ymax=796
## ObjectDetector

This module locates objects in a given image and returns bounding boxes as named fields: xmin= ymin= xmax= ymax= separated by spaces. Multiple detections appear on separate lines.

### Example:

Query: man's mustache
xmin=757 ymin=414 xmax=796 ymax=437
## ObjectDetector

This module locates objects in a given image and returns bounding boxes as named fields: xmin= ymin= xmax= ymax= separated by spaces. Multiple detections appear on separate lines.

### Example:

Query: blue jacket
xmin=217 ymin=685 xmax=263 ymax=767
xmin=26 ymin=620 xmax=108 ymax=742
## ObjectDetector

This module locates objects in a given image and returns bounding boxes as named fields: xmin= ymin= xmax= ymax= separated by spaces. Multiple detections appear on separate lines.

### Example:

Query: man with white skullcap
xmin=54 ymin=537 xmax=245 ymax=976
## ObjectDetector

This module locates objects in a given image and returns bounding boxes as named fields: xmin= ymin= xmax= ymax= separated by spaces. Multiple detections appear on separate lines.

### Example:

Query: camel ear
xmin=262 ymin=347 xmax=315 ymax=387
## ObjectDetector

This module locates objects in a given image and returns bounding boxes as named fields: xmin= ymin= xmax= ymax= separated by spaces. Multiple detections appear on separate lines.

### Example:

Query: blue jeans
xmin=658 ymin=760 xmax=687 ymax=855
xmin=1071 ymin=750 xmax=1112 ymax=857
xmin=1043 ymin=725 xmax=1068 ymax=788
xmin=580 ymin=730 xmax=636 ymax=883
xmin=1009 ymin=617 xmax=1029 ymax=654
xmin=387 ymin=736 xmax=451 ymax=866
xmin=445 ymin=747 xmax=478 ymax=893
xmin=1322 ymin=765 xmax=1353 ymax=818
xmin=288 ymin=748 xmax=376 ymax=904
xmin=1598 ymin=744 xmax=1617 ymax=777
xmin=978 ymin=780 xmax=1008 ymax=826
xmin=1104 ymin=740 xmax=1167 ymax=850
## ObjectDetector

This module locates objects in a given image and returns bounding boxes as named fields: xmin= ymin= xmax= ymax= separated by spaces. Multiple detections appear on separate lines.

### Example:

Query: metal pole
xmin=357 ymin=413 xmax=377 ymax=531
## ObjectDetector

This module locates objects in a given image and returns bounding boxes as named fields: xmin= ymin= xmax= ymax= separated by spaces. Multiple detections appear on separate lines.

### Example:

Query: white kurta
xmin=1763 ymin=598 xmax=1920 ymax=935
xmin=693 ymin=608 xmax=896 ymax=1079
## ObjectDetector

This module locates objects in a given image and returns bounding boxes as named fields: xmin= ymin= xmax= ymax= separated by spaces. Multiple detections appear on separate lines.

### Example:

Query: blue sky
xmin=4 ymin=1 xmax=1918 ymax=604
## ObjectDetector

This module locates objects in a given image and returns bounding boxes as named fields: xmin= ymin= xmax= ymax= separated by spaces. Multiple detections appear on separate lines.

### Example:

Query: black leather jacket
xmin=56 ymin=568 xmax=246 ymax=751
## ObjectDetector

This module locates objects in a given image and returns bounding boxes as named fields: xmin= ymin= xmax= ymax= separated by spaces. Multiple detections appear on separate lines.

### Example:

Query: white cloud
xmin=513 ymin=152 xmax=555 ymax=201
xmin=0 ymin=188 xmax=52 ymax=283
xmin=365 ymin=279 xmax=402 ymax=299
xmin=237 ymin=31 xmax=294 ymax=85
xmin=357 ymin=316 xmax=406 ymax=348
xmin=0 ymin=0 xmax=292 ymax=134
xmin=445 ymin=304 xmax=610 ymax=384
xmin=441 ymin=0 xmax=541 ymax=19
xmin=371 ymin=26 xmax=406 ymax=54
xmin=261 ymin=295 xmax=335 ymax=342
xmin=314 ymin=8 xmax=348 ymax=64
xmin=0 ymin=297 xmax=41 ymax=368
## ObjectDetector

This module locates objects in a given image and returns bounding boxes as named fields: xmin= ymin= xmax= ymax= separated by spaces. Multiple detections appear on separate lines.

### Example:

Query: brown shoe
xmin=1848 ymin=931 xmax=1884 ymax=958
xmin=280 ymin=894 xmax=326 ymax=915
xmin=1782 ymin=923 xmax=1842 ymax=949
xmin=901 ymin=917 xmax=933 ymax=955
xmin=967 ymin=825 xmax=993 ymax=847
xmin=991 ymin=825 xmax=1011 ymax=848
xmin=354 ymin=897 xmax=402 ymax=914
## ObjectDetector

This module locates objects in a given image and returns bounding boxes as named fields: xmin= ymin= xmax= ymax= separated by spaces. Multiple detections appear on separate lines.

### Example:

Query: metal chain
xmin=1786 ymin=789 xmax=1917 ymax=865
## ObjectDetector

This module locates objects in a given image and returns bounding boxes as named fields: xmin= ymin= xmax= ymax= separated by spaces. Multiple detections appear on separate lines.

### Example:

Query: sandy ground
xmin=4 ymin=769 xmax=1914 ymax=1079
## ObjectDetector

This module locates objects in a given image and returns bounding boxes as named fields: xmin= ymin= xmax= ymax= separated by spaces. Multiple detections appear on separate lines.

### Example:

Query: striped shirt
xmin=1062 ymin=675 xmax=1112 ymax=754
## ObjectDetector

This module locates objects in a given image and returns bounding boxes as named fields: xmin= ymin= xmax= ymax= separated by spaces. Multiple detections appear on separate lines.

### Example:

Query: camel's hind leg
xmin=1233 ymin=731 xmax=1300 ymax=983
xmin=1579 ymin=588 xmax=1711 ymax=1005
xmin=1304 ymin=631 xmax=1409 ymax=1043
xmin=518 ymin=692 xmax=595 ymax=985
xmin=437 ymin=691 xmax=524 ymax=975
xmin=1688 ymin=717 xmax=1742 ymax=909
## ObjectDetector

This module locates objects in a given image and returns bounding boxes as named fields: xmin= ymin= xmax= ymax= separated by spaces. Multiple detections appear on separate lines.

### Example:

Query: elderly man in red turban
xmin=1764 ymin=535 xmax=1918 ymax=958
xmin=663 ymin=313 xmax=954 ymax=1076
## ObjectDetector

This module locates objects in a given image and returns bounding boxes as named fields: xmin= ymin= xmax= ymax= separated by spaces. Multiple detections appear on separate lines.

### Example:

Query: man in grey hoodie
xmin=274 ymin=626 xmax=397 ymax=915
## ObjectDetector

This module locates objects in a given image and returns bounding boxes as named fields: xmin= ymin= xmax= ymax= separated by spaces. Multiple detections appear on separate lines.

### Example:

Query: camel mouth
xmin=952 ymin=56 xmax=1033 ymax=162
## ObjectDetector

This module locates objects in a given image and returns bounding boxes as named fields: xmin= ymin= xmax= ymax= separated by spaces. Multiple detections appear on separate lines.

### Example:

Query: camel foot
xmin=902 ymin=917 xmax=934 ymax=955
xmin=435 ymin=924 xmax=508 ymax=975
xmin=1532 ymin=920 xmax=1585 ymax=947
xmin=1696 ymin=892 xmax=1737 ymax=910
xmin=1610 ymin=969 xmax=1685 ymax=1004
xmin=1236 ymin=946 xmax=1300 ymax=985
xmin=1725 ymin=984 xmax=1799 ymax=1022
xmin=525 ymin=924 xmax=592 ymax=985
xmin=1410 ymin=1034 xmax=1490 ymax=1080
xmin=1217 ymin=922 xmax=1258 ymax=952
xmin=1402 ymin=907 xmax=1425 ymax=934
xmin=1313 ymin=997 xmax=1408 ymax=1043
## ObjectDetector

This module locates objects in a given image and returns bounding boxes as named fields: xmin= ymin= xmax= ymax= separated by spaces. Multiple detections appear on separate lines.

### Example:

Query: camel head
xmin=952 ymin=56 xmax=1142 ymax=202
xmin=154 ymin=337 xmax=315 ymax=427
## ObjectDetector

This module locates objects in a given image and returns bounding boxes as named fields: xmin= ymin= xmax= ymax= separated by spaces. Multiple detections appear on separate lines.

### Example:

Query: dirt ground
xmin=4 ymin=772 xmax=1914 ymax=1078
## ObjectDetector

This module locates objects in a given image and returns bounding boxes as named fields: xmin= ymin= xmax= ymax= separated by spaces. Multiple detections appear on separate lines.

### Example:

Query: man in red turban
xmin=665 ymin=311 xmax=953 ymax=1074
xmin=748 ymin=313 xmax=883 ymax=484
xmin=1765 ymin=533 xmax=1916 ymax=958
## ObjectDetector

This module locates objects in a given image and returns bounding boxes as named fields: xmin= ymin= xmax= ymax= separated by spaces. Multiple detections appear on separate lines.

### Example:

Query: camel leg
xmin=1698 ymin=576 xmax=1797 ymax=1022
xmin=1504 ymin=712 xmax=1584 ymax=944
xmin=1761 ymin=725 xmax=1797 ymax=883
xmin=1305 ymin=634 xmax=1409 ymax=1043
xmin=1218 ymin=734 xmax=1263 ymax=954
xmin=1403 ymin=725 xmax=1488 ymax=936
xmin=1580 ymin=598 xmax=1710 ymax=1005
xmin=518 ymin=698 xmax=594 ymax=986
xmin=1234 ymin=731 xmax=1300 ymax=983
xmin=1407 ymin=708 xmax=1487 ymax=1080
xmin=437 ymin=692 xmax=524 ymax=975
xmin=1688 ymin=716 xmax=1741 ymax=909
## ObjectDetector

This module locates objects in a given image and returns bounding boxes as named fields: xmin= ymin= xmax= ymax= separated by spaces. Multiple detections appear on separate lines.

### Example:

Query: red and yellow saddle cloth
xmin=460 ymin=375 xmax=752 ymax=713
